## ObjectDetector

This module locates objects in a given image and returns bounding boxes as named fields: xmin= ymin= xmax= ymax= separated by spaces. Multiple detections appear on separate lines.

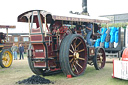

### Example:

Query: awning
xmin=18 ymin=10 xmax=110 ymax=23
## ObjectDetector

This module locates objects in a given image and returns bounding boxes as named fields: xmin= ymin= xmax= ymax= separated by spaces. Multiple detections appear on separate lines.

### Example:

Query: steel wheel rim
xmin=97 ymin=48 xmax=105 ymax=69
xmin=69 ymin=37 xmax=87 ymax=75
xmin=2 ymin=51 xmax=13 ymax=67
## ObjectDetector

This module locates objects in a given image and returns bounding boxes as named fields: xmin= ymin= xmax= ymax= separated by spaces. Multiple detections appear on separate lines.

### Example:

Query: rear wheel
xmin=28 ymin=44 xmax=45 ymax=75
xmin=59 ymin=34 xmax=88 ymax=77
xmin=0 ymin=49 xmax=13 ymax=68
xmin=93 ymin=47 xmax=106 ymax=70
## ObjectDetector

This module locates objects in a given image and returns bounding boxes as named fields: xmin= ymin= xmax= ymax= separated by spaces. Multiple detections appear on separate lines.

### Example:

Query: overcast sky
xmin=0 ymin=0 xmax=128 ymax=33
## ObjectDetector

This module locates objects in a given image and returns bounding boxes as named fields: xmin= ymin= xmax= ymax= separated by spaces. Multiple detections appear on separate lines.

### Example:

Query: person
xmin=81 ymin=26 xmax=86 ymax=36
xmin=11 ymin=43 xmax=18 ymax=60
xmin=86 ymin=22 xmax=93 ymax=46
xmin=19 ymin=44 xmax=24 ymax=60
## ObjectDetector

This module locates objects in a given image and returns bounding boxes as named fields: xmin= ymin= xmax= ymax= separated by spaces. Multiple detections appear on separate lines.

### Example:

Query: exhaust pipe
xmin=82 ymin=0 xmax=89 ymax=15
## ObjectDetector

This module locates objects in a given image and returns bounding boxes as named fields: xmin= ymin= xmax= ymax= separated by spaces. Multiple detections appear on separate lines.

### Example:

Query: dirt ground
xmin=0 ymin=57 xmax=128 ymax=85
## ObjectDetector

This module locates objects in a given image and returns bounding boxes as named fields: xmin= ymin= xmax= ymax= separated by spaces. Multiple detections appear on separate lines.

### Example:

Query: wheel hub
xmin=100 ymin=56 xmax=103 ymax=62
xmin=74 ymin=52 xmax=79 ymax=59
xmin=2 ymin=57 xmax=8 ymax=61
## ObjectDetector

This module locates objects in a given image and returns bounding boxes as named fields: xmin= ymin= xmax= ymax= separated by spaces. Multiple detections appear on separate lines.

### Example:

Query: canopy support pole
xmin=45 ymin=17 xmax=47 ymax=37
xmin=6 ymin=28 xmax=8 ymax=41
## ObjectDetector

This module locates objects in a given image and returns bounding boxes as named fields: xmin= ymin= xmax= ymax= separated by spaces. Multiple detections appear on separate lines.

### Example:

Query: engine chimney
xmin=82 ymin=0 xmax=89 ymax=15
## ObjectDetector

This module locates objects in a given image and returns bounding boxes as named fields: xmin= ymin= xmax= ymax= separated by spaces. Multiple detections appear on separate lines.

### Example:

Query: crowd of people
xmin=11 ymin=43 xmax=24 ymax=60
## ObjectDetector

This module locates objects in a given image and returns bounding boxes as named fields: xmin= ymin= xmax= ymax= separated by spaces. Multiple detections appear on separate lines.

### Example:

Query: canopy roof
xmin=18 ymin=10 xmax=110 ymax=23
xmin=0 ymin=25 xmax=16 ymax=28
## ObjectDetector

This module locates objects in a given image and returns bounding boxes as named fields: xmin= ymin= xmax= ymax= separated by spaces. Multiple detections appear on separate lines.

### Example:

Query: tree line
xmin=101 ymin=23 xmax=128 ymax=28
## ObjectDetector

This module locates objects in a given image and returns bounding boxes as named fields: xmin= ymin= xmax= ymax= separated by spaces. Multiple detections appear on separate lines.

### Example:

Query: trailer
xmin=104 ymin=27 xmax=127 ymax=59
xmin=17 ymin=10 xmax=109 ymax=77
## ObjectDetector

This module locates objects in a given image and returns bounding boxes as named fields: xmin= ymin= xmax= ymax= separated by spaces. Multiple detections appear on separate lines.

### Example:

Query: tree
xmin=101 ymin=23 xmax=128 ymax=29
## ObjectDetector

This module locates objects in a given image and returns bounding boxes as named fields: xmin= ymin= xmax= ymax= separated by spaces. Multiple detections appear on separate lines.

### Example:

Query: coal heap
xmin=16 ymin=75 xmax=54 ymax=84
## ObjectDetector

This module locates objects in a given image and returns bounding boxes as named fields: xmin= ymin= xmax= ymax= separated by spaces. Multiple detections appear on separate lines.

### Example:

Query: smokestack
xmin=82 ymin=0 xmax=89 ymax=15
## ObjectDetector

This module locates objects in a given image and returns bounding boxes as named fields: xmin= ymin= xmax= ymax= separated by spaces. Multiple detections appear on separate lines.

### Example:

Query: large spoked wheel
xmin=0 ymin=49 xmax=13 ymax=68
xmin=93 ymin=47 xmax=106 ymax=70
xmin=59 ymin=34 xmax=88 ymax=77
xmin=28 ymin=44 xmax=45 ymax=75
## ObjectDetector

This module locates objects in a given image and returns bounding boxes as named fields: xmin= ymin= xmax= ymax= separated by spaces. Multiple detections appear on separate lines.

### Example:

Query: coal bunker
xmin=16 ymin=75 xmax=54 ymax=84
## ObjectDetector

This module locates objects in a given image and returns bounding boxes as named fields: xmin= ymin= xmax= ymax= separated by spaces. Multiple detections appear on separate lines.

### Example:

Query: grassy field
xmin=0 ymin=56 xmax=128 ymax=85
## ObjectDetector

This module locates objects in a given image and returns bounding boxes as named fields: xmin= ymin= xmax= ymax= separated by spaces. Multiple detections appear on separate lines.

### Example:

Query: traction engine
xmin=0 ymin=32 xmax=13 ymax=68
xmin=18 ymin=10 xmax=106 ymax=77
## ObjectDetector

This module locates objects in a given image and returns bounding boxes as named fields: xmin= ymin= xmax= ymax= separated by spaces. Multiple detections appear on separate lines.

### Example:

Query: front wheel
xmin=59 ymin=34 xmax=88 ymax=77
xmin=0 ymin=49 xmax=13 ymax=68
xmin=93 ymin=47 xmax=106 ymax=70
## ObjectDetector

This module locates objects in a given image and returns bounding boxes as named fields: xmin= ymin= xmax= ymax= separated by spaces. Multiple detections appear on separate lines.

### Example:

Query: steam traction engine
xmin=0 ymin=32 xmax=13 ymax=68
xmin=18 ymin=10 xmax=108 ymax=77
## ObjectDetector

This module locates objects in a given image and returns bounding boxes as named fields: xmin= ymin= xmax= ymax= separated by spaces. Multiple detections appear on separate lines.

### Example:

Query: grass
xmin=1 ymin=57 xmax=128 ymax=85
xmin=44 ymin=63 xmax=128 ymax=85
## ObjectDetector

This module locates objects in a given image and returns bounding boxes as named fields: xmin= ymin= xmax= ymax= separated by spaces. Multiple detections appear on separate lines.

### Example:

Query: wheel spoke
xmin=7 ymin=60 xmax=9 ymax=64
xmin=73 ymin=38 xmax=77 ymax=50
xmin=76 ymin=61 xmax=83 ymax=68
xmin=71 ymin=60 xmax=75 ymax=70
xmin=2 ymin=60 xmax=6 ymax=65
xmin=97 ymin=53 xmax=102 ymax=56
xmin=97 ymin=56 xmax=103 ymax=63
xmin=78 ymin=49 xmax=85 ymax=53
xmin=69 ymin=55 xmax=73 ymax=57
xmin=70 ymin=58 xmax=74 ymax=63
xmin=76 ymin=41 xmax=82 ymax=49
xmin=2 ymin=57 xmax=4 ymax=60
xmin=99 ymin=60 xmax=103 ymax=63
xmin=78 ymin=57 xmax=85 ymax=61
xmin=5 ymin=61 xmax=7 ymax=65
xmin=73 ymin=65 xmax=79 ymax=73
xmin=69 ymin=49 xmax=74 ymax=53
xmin=71 ymin=44 xmax=75 ymax=51
xmin=71 ymin=59 xmax=75 ymax=65
xmin=97 ymin=58 xmax=100 ymax=60
xmin=97 ymin=61 xmax=102 ymax=63
xmin=97 ymin=58 xmax=103 ymax=63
